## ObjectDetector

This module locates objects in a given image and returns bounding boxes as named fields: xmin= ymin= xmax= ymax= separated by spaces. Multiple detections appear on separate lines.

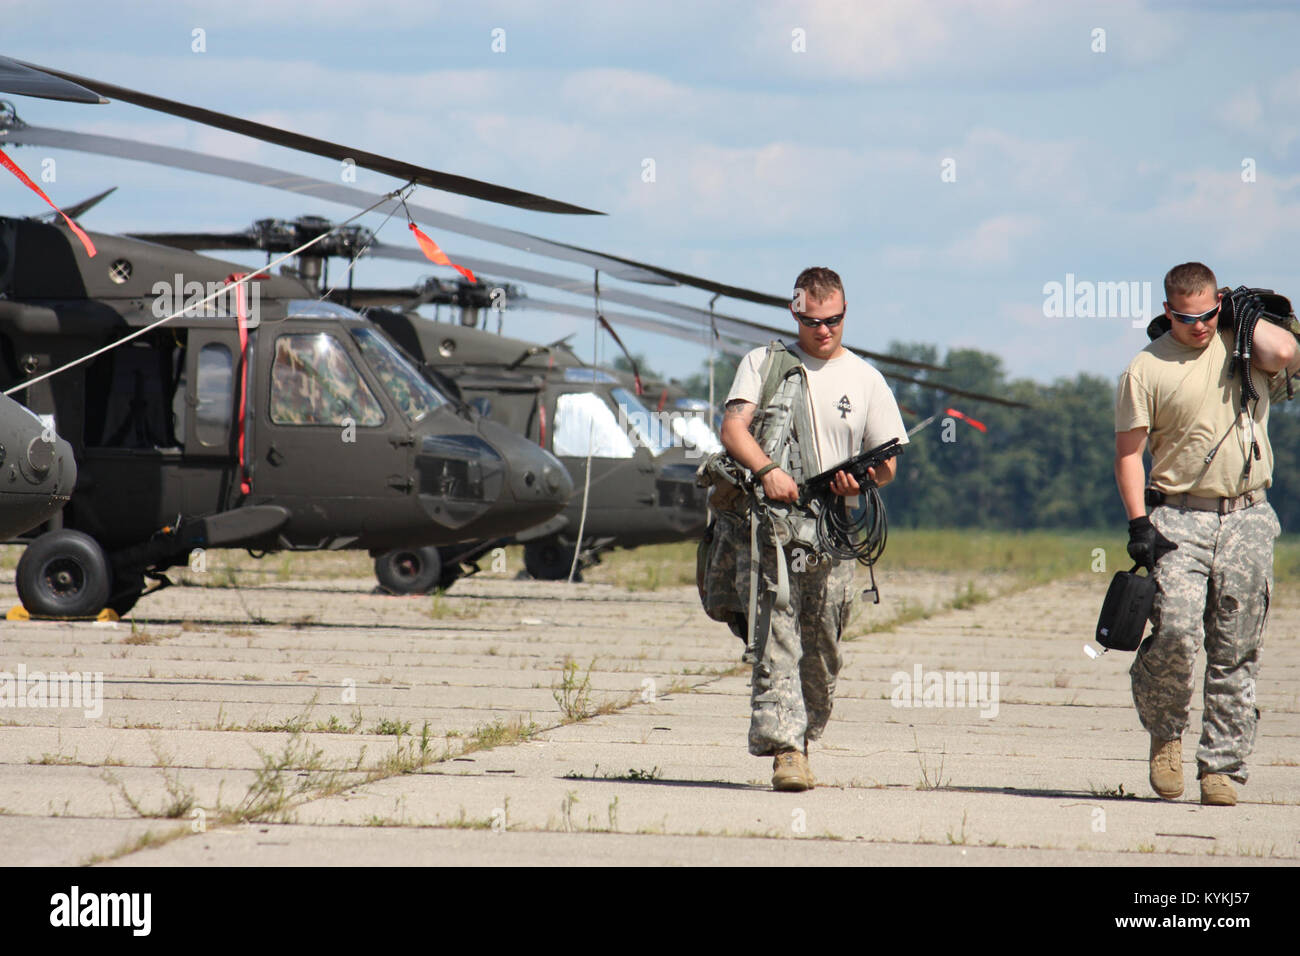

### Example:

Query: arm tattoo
xmin=723 ymin=400 xmax=753 ymax=421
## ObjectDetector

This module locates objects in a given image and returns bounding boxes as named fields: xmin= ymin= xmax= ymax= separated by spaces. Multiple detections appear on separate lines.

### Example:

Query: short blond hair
xmin=794 ymin=267 xmax=844 ymax=305
xmin=1164 ymin=262 xmax=1217 ymax=301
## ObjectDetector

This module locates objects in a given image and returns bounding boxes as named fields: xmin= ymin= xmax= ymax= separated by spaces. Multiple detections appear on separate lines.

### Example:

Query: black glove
xmin=1127 ymin=516 xmax=1177 ymax=571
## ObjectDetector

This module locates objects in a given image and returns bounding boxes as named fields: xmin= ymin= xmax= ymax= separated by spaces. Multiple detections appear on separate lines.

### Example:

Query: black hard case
xmin=1096 ymin=564 xmax=1156 ymax=651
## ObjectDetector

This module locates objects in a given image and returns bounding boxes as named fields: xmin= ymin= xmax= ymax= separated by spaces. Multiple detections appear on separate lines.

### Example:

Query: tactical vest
xmin=749 ymin=340 xmax=821 ymax=548
xmin=752 ymin=342 xmax=819 ymax=480
xmin=695 ymin=341 xmax=823 ymax=658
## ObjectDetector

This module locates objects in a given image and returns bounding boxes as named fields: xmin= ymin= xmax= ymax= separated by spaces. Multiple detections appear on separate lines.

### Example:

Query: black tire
xmin=16 ymin=530 xmax=112 ymax=618
xmin=524 ymin=537 xmax=580 ymax=581
xmin=374 ymin=546 xmax=443 ymax=595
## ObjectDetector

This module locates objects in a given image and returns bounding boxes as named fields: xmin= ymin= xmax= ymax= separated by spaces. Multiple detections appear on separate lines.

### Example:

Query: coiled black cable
xmin=812 ymin=483 xmax=889 ymax=567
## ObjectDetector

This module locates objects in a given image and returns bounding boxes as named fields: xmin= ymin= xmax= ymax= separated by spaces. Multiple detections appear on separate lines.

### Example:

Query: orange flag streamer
xmin=945 ymin=407 xmax=988 ymax=432
xmin=408 ymin=221 xmax=475 ymax=283
xmin=0 ymin=146 xmax=97 ymax=257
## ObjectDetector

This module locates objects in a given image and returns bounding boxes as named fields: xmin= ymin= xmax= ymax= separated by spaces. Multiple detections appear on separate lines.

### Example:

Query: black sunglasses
xmin=1169 ymin=303 xmax=1220 ymax=325
xmin=793 ymin=309 xmax=845 ymax=330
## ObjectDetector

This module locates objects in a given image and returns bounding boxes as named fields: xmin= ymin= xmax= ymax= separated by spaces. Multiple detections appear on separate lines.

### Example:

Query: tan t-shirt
xmin=726 ymin=343 xmax=908 ymax=473
xmin=1114 ymin=326 xmax=1285 ymax=497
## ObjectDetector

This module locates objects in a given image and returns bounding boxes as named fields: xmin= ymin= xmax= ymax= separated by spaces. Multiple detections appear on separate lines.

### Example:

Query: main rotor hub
xmin=250 ymin=216 xmax=374 ymax=259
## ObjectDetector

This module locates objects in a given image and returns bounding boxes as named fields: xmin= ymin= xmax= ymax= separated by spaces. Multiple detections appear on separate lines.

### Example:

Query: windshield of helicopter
xmin=350 ymin=327 xmax=448 ymax=424
xmin=610 ymin=387 xmax=669 ymax=457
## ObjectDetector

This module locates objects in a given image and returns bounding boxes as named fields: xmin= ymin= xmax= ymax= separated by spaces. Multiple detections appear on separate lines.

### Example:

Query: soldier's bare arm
xmin=1249 ymin=320 xmax=1300 ymax=375
xmin=1114 ymin=427 xmax=1148 ymax=520
xmin=719 ymin=400 xmax=760 ymax=466
xmin=719 ymin=399 xmax=798 ymax=502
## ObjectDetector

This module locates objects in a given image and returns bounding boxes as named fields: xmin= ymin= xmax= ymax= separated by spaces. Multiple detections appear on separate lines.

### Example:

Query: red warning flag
xmin=945 ymin=407 xmax=988 ymax=432
xmin=0 ymin=147 xmax=97 ymax=257
xmin=408 ymin=222 xmax=476 ymax=283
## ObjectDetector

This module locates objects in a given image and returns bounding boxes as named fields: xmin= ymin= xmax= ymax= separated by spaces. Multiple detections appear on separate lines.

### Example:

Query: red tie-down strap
xmin=225 ymin=273 xmax=254 ymax=495
xmin=408 ymin=222 xmax=476 ymax=283
xmin=595 ymin=313 xmax=642 ymax=395
xmin=538 ymin=401 xmax=548 ymax=449
xmin=0 ymin=146 xmax=97 ymax=257
xmin=945 ymin=407 xmax=988 ymax=433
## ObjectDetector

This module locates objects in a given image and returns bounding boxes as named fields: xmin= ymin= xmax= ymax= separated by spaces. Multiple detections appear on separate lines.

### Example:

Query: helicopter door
xmin=256 ymin=329 xmax=406 ymax=546
xmin=178 ymin=329 xmax=242 ymax=512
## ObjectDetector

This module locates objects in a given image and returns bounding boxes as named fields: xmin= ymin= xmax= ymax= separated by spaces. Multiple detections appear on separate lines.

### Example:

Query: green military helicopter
xmin=0 ymin=58 xmax=603 ymax=615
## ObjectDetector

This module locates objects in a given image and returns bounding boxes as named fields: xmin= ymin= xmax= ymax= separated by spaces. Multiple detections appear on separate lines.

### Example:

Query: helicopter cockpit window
xmin=553 ymin=391 xmax=635 ymax=459
xmin=350 ymin=327 xmax=447 ymax=424
xmin=194 ymin=344 xmax=233 ymax=447
xmin=270 ymin=333 xmax=384 ymax=426
xmin=610 ymin=387 xmax=668 ymax=457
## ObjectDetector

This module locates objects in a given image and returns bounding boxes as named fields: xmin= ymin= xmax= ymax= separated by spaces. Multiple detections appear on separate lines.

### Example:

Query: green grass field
xmin=4 ymin=529 xmax=1298 ymax=589
xmin=588 ymin=528 xmax=1300 ymax=590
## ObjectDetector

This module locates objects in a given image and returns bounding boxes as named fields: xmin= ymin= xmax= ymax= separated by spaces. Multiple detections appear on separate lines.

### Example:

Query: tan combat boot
xmin=802 ymin=742 xmax=816 ymax=790
xmin=1149 ymin=736 xmax=1184 ymax=800
xmin=772 ymin=750 xmax=810 ymax=792
xmin=1200 ymin=774 xmax=1237 ymax=807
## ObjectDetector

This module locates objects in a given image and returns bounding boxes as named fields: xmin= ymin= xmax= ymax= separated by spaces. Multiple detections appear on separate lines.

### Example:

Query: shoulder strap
xmin=756 ymin=340 xmax=802 ymax=411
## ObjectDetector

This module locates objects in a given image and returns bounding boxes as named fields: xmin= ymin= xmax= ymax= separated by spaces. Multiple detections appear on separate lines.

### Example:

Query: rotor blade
xmin=0 ymin=56 xmax=106 ymax=104
xmin=700 ymin=310 xmax=946 ymax=372
xmin=522 ymin=297 xmax=712 ymax=350
xmin=523 ymin=295 xmax=1024 ymax=407
xmin=39 ymin=184 xmax=116 ymax=222
xmin=364 ymin=241 xmax=955 ymax=377
xmin=11 ymin=59 xmax=600 ymax=215
xmin=550 ymin=242 xmax=791 ymax=308
xmin=127 ymin=230 xmax=259 ymax=252
xmin=321 ymin=287 xmax=437 ymax=311
xmin=2 ymin=125 xmax=668 ymax=284
xmin=2 ymin=121 xmax=790 ymax=301
xmin=4 ymin=125 xmax=990 ymax=381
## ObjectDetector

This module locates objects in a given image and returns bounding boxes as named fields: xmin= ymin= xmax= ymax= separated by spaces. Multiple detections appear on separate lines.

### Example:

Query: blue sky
xmin=4 ymin=1 xmax=1299 ymax=391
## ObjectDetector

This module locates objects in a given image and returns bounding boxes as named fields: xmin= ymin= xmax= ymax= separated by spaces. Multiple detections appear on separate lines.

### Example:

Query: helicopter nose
xmin=0 ymin=404 xmax=77 ymax=539
xmin=508 ymin=441 xmax=573 ymax=506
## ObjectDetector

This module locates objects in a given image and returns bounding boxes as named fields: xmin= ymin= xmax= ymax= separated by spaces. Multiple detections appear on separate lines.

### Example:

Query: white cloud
xmin=883 ymin=213 xmax=1042 ymax=273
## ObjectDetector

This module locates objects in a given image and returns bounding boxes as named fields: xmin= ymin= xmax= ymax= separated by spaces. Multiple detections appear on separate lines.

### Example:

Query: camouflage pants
xmin=738 ymin=538 xmax=857 ymax=756
xmin=1132 ymin=501 xmax=1279 ymax=782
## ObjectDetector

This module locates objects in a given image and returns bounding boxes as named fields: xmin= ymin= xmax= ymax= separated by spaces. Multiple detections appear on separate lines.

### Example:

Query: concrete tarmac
xmin=0 ymin=557 xmax=1295 ymax=866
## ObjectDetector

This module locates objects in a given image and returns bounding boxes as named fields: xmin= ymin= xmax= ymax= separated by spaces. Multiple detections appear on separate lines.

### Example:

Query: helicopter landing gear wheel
xmin=16 ymin=530 xmax=112 ymax=618
xmin=523 ymin=537 xmax=580 ymax=581
xmin=374 ymin=546 xmax=443 ymax=595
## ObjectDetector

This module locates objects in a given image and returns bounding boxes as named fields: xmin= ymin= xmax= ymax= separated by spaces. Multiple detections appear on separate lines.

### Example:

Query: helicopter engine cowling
xmin=0 ymin=393 xmax=76 ymax=539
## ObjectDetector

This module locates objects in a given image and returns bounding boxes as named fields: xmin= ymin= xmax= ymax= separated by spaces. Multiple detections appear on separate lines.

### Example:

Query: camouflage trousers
xmin=1132 ymin=501 xmax=1279 ymax=782
xmin=738 ymin=538 xmax=857 ymax=756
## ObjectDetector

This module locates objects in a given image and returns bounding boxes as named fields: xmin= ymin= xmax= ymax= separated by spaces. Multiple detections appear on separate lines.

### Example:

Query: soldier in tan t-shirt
xmin=1114 ymin=262 xmax=1300 ymax=807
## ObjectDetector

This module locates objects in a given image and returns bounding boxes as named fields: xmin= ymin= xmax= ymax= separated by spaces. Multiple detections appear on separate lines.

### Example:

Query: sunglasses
xmin=793 ymin=310 xmax=845 ymax=330
xmin=1168 ymin=303 xmax=1220 ymax=325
